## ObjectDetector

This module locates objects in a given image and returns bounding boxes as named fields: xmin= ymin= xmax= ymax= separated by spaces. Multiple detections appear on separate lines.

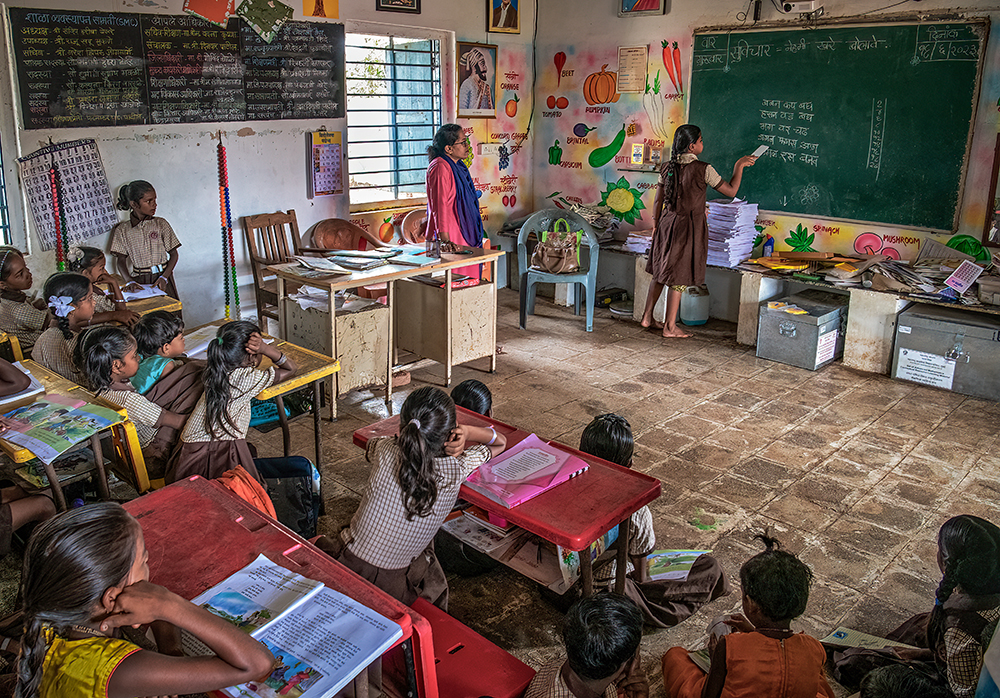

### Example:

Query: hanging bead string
xmin=217 ymin=137 xmax=240 ymax=320
xmin=49 ymin=164 xmax=67 ymax=271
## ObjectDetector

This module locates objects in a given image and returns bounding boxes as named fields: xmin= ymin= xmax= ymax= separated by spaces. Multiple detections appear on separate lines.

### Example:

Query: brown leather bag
xmin=530 ymin=218 xmax=581 ymax=274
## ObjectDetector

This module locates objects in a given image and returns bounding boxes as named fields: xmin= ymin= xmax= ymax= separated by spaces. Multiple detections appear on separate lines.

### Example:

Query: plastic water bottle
xmin=426 ymin=229 xmax=441 ymax=258
xmin=680 ymin=285 xmax=710 ymax=326
xmin=71 ymin=498 xmax=86 ymax=508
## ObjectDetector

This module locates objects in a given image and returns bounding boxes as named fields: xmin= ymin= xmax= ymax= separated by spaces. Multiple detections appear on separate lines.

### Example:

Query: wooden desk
xmin=0 ymin=361 xmax=148 ymax=508
xmin=354 ymin=407 xmax=662 ymax=596
xmin=186 ymin=321 xmax=340 ymax=469
xmin=269 ymin=247 xmax=504 ymax=417
xmin=128 ymin=293 xmax=182 ymax=317
xmin=123 ymin=476 xmax=442 ymax=698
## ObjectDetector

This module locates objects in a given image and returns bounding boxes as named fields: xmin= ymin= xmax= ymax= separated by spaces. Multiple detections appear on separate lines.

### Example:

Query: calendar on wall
xmin=17 ymin=139 xmax=120 ymax=251
xmin=310 ymin=130 xmax=344 ymax=197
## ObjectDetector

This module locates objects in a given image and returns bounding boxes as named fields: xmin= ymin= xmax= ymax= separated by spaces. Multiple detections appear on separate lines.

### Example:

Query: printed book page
xmin=226 ymin=586 xmax=403 ymax=698
xmin=121 ymin=284 xmax=167 ymax=301
xmin=819 ymin=626 xmax=918 ymax=650
xmin=0 ymin=362 xmax=45 ymax=407
xmin=483 ymin=434 xmax=572 ymax=485
xmin=645 ymin=550 xmax=710 ymax=581
xmin=2 ymin=395 xmax=120 ymax=464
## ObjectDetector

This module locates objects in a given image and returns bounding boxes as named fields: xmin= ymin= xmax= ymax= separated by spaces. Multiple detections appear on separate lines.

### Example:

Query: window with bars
xmin=346 ymin=33 xmax=442 ymax=207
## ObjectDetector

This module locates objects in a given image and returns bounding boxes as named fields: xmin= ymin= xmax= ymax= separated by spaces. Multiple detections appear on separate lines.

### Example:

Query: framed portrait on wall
xmin=375 ymin=0 xmax=420 ymax=13
xmin=457 ymin=42 xmax=498 ymax=118
xmin=618 ymin=0 xmax=665 ymax=17
xmin=487 ymin=0 xmax=519 ymax=34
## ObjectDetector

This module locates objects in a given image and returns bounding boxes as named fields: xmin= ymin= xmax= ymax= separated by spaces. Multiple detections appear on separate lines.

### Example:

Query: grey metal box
xmin=756 ymin=290 xmax=848 ymax=370
xmin=891 ymin=304 xmax=1000 ymax=401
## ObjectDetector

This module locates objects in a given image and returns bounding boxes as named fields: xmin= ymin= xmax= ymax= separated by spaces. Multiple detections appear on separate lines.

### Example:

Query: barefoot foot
xmin=662 ymin=327 xmax=693 ymax=338
xmin=640 ymin=318 xmax=664 ymax=330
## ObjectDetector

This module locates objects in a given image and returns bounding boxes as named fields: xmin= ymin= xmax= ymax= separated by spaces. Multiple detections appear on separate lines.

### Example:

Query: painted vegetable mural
xmin=583 ymin=65 xmax=621 ymax=105
xmin=600 ymin=177 xmax=646 ymax=224
xmin=549 ymin=140 xmax=563 ymax=165
xmin=588 ymin=124 xmax=626 ymax=168
xmin=643 ymin=70 xmax=667 ymax=140
xmin=662 ymin=40 xmax=683 ymax=95
xmin=554 ymin=52 xmax=567 ymax=86
xmin=573 ymin=123 xmax=596 ymax=138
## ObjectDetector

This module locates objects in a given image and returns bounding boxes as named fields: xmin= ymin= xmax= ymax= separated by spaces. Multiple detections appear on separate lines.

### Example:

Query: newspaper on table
xmin=188 ymin=554 xmax=403 ymax=698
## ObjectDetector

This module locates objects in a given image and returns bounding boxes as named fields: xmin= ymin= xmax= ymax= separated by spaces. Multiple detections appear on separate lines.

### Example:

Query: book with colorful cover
xmin=183 ymin=0 xmax=234 ymax=27
xmin=187 ymin=554 xmax=403 ymax=698
xmin=464 ymin=433 xmax=589 ymax=509
xmin=645 ymin=550 xmax=711 ymax=581
xmin=2 ymin=395 xmax=122 ymax=464
xmin=14 ymin=446 xmax=102 ymax=490
xmin=557 ymin=527 xmax=620 ymax=588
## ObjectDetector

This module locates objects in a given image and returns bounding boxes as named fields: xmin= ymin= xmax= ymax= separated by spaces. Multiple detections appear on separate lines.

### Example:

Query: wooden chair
xmin=0 ymin=331 xmax=24 ymax=362
xmin=242 ymin=210 xmax=318 ymax=323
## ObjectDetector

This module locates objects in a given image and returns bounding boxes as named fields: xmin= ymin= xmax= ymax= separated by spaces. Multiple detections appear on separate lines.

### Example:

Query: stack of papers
xmin=706 ymin=198 xmax=759 ymax=268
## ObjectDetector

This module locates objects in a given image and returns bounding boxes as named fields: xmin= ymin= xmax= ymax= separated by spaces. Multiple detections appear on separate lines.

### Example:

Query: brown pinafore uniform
xmin=646 ymin=160 xmax=710 ymax=286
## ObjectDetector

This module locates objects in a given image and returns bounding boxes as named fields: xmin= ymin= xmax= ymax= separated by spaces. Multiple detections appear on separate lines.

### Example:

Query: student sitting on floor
xmin=130 ymin=310 xmax=185 ymax=394
xmin=66 ymin=246 xmax=139 ymax=328
xmin=524 ymin=593 xmax=650 ymax=698
xmin=451 ymin=378 xmax=492 ymax=417
xmin=580 ymin=413 xmax=730 ymax=627
xmin=14 ymin=503 xmax=273 ymax=698
xmin=316 ymin=386 xmax=506 ymax=610
xmin=662 ymin=533 xmax=834 ymax=698
xmin=0 ymin=247 xmax=49 ymax=358
xmin=75 ymin=327 xmax=188 ymax=480
xmin=32 ymin=273 xmax=95 ymax=385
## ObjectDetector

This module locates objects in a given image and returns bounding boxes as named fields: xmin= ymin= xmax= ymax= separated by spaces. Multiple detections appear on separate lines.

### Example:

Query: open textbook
xmin=464 ymin=433 xmax=589 ymax=508
xmin=2 ymin=395 xmax=122 ymax=464
xmin=186 ymin=555 xmax=403 ymax=698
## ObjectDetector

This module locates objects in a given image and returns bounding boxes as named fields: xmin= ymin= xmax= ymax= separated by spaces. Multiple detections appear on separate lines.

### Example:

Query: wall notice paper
xmin=2 ymin=395 xmax=122 ymax=464
xmin=17 ymin=139 xmax=120 ymax=251
xmin=895 ymin=348 xmax=956 ymax=390
xmin=617 ymin=46 xmax=648 ymax=93
xmin=186 ymin=554 xmax=403 ymax=698
xmin=310 ymin=130 xmax=344 ymax=197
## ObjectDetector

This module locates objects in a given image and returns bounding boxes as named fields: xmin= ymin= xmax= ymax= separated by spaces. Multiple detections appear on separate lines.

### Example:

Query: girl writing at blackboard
xmin=109 ymin=181 xmax=182 ymax=300
xmin=640 ymin=125 xmax=756 ymax=338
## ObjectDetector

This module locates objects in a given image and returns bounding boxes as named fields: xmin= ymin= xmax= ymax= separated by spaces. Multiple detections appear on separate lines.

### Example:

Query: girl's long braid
xmin=396 ymin=386 xmax=455 ymax=520
xmin=55 ymin=315 xmax=73 ymax=341
xmin=664 ymin=124 xmax=702 ymax=210
xmin=15 ymin=617 xmax=48 ymax=698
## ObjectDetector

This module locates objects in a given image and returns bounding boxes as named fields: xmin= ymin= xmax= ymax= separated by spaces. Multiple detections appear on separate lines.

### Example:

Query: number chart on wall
xmin=689 ymin=22 xmax=986 ymax=231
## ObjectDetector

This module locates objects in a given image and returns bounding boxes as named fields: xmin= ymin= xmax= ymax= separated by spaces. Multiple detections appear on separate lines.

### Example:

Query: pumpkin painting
xmin=583 ymin=64 xmax=621 ymax=105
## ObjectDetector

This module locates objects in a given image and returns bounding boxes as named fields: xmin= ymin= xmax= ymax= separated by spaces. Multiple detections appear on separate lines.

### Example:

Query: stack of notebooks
xmin=706 ymin=198 xmax=760 ymax=268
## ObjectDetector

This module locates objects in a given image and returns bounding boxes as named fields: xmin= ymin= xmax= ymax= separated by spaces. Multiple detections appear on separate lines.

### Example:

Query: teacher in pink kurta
xmin=425 ymin=124 xmax=485 ymax=279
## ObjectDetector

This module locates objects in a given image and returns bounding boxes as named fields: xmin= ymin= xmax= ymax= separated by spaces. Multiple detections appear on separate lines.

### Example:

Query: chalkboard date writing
xmin=8 ymin=7 xmax=345 ymax=129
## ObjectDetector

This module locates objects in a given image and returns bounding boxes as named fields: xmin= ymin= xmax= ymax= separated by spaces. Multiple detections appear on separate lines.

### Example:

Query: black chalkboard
xmin=688 ymin=22 xmax=986 ymax=231
xmin=8 ymin=7 xmax=345 ymax=130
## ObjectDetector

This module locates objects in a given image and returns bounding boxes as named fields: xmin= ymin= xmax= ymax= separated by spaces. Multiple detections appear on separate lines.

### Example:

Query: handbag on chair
xmin=530 ymin=218 xmax=582 ymax=274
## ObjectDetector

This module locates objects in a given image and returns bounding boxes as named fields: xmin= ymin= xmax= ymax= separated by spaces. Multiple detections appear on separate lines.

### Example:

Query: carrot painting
xmin=619 ymin=0 xmax=664 ymax=16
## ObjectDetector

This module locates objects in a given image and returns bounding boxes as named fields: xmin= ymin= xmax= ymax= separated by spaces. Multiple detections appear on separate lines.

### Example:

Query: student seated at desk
xmin=451 ymin=379 xmax=492 ymax=417
xmin=14 ymin=503 xmax=274 ymax=698
xmin=662 ymin=534 xmax=834 ymax=698
xmin=67 ymin=247 xmax=139 ymax=328
xmin=130 ymin=311 xmax=186 ymax=395
xmin=32 ymin=273 xmax=95 ymax=385
xmin=581 ymin=414 xmax=730 ymax=627
xmin=75 ymin=327 xmax=190 ymax=481
xmin=316 ymin=386 xmax=506 ymax=610
xmin=524 ymin=593 xmax=649 ymax=698
xmin=0 ymin=247 xmax=49 ymax=358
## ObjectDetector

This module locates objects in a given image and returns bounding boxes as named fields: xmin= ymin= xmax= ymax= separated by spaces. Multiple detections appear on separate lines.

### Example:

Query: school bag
xmin=257 ymin=456 xmax=323 ymax=539
xmin=530 ymin=218 xmax=582 ymax=274
xmin=216 ymin=465 xmax=278 ymax=519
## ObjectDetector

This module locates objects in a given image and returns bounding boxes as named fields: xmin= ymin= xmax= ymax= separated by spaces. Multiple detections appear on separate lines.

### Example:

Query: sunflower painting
xmin=600 ymin=177 xmax=646 ymax=224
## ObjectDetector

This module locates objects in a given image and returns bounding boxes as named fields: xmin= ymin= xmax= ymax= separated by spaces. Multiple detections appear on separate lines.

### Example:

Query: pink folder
xmin=464 ymin=434 xmax=589 ymax=509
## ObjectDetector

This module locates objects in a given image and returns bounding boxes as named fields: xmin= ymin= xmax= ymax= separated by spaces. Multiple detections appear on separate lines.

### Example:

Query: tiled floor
xmin=250 ymin=288 xmax=1000 ymax=697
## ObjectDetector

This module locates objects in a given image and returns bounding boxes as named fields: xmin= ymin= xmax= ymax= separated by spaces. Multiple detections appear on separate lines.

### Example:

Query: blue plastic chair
xmin=517 ymin=208 xmax=600 ymax=332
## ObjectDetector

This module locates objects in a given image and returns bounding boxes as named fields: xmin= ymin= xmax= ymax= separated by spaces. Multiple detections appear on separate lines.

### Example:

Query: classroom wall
xmin=0 ymin=0 xmax=536 ymax=327
xmin=530 ymin=0 xmax=1000 ymax=263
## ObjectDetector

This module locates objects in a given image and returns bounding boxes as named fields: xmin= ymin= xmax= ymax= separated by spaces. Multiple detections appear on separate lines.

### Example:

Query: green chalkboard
xmin=689 ymin=22 xmax=986 ymax=231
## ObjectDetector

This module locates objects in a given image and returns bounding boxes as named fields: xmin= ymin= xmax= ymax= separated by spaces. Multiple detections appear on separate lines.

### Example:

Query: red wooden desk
xmin=123 ymin=476 xmax=441 ymax=698
xmin=353 ymin=407 xmax=662 ymax=596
